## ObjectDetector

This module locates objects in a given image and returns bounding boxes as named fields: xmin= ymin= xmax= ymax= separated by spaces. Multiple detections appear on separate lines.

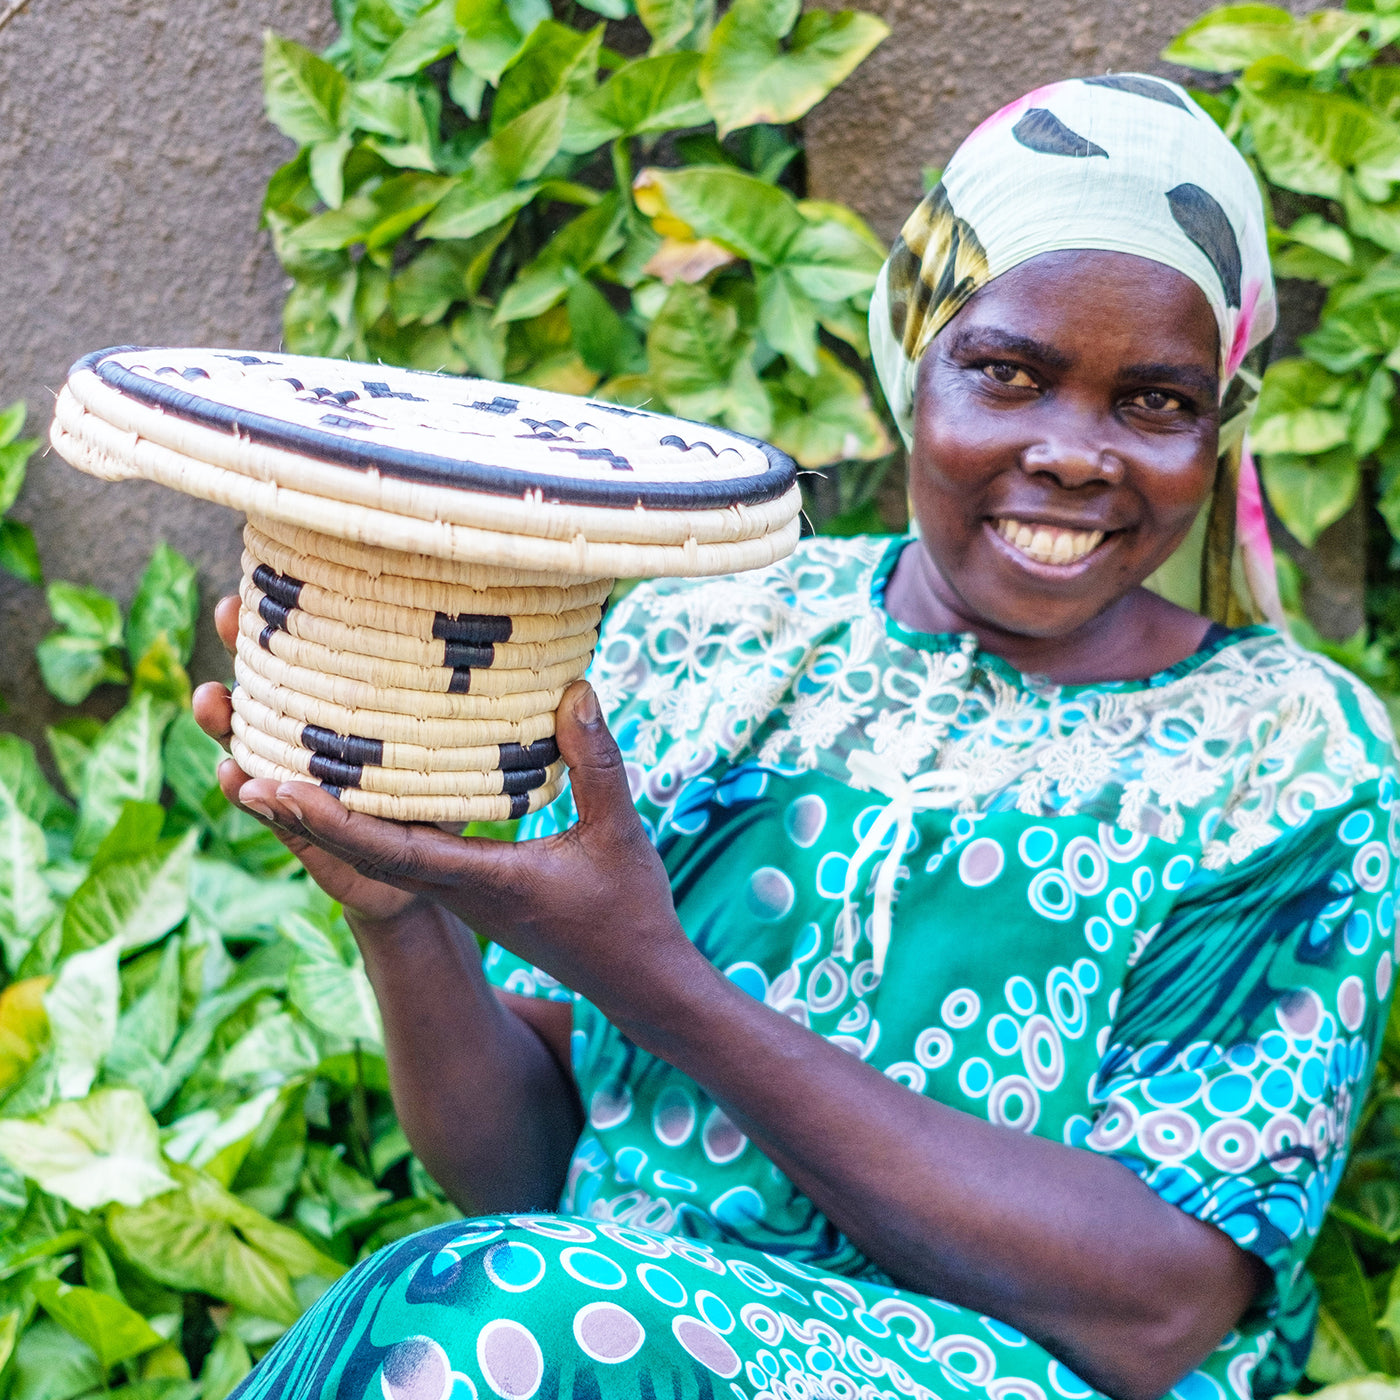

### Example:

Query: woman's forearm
xmin=347 ymin=901 xmax=583 ymax=1215
xmin=602 ymin=948 xmax=1261 ymax=1400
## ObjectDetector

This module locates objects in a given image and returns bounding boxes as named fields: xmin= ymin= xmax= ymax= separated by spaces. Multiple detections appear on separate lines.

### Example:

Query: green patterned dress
xmin=234 ymin=535 xmax=1400 ymax=1400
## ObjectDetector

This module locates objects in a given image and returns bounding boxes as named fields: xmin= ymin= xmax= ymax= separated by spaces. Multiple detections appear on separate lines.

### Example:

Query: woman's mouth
xmin=991 ymin=517 xmax=1105 ymax=566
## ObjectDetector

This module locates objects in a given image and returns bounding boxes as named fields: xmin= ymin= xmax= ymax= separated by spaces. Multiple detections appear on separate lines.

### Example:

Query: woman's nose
xmin=1020 ymin=438 xmax=1124 ymax=488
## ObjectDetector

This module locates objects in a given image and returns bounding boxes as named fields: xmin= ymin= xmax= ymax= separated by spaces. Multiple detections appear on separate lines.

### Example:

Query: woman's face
xmin=908 ymin=249 xmax=1221 ymax=640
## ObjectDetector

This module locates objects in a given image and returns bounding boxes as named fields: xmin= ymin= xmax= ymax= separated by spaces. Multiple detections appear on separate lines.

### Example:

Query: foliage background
xmin=8 ymin=0 xmax=1400 ymax=1394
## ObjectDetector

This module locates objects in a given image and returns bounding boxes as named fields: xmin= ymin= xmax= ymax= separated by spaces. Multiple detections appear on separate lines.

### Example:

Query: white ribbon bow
xmin=840 ymin=750 xmax=969 ymax=978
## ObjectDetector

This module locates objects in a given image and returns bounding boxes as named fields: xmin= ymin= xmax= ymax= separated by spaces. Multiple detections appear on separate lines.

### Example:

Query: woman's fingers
xmin=237 ymin=777 xmax=508 ymax=898
xmin=194 ymin=681 xmax=235 ymax=750
xmin=214 ymin=595 xmax=240 ymax=656
xmin=554 ymin=682 xmax=639 ymax=836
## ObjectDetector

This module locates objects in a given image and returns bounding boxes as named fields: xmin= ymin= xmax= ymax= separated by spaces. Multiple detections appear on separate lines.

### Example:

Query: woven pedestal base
xmin=231 ymin=516 xmax=605 ymax=822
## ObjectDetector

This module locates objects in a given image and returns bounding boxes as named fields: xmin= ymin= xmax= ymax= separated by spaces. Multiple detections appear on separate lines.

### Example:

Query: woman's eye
xmin=982 ymin=363 xmax=1036 ymax=388
xmin=1131 ymin=389 xmax=1184 ymax=412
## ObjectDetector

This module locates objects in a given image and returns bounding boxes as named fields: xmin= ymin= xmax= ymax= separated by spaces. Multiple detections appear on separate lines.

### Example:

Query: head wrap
xmin=869 ymin=74 xmax=1282 ymax=627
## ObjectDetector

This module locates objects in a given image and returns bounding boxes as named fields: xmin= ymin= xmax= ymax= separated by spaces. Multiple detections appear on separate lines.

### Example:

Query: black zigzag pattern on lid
xmin=1012 ymin=108 xmax=1107 ymax=159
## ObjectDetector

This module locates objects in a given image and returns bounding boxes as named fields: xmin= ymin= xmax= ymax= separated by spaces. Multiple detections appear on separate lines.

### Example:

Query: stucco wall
xmin=0 ymin=0 xmax=332 ymax=746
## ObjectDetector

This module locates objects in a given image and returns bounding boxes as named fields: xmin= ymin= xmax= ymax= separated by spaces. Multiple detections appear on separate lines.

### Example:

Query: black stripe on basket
xmin=433 ymin=612 xmax=513 ymax=644
xmin=509 ymin=793 xmax=530 ymax=819
xmin=258 ymin=625 xmax=277 ymax=651
xmin=501 ymin=766 xmax=548 ymax=796
xmin=301 ymin=724 xmax=385 ymax=767
xmin=258 ymin=595 xmax=293 ymax=631
xmin=308 ymin=753 xmax=364 ymax=788
xmin=447 ymin=668 xmax=472 ymax=694
xmin=252 ymin=564 xmax=304 ymax=609
xmin=499 ymin=737 xmax=559 ymax=770
xmin=442 ymin=639 xmax=494 ymax=667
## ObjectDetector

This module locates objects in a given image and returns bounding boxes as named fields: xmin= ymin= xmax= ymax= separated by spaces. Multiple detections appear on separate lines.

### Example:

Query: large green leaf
xmin=264 ymin=33 xmax=349 ymax=144
xmin=1261 ymin=444 xmax=1361 ymax=547
xmin=73 ymin=695 xmax=174 ymax=858
xmin=200 ymin=1329 xmax=253 ymax=1400
xmin=1251 ymin=356 xmax=1354 ymax=454
xmin=700 ymin=0 xmax=887 ymax=138
xmin=491 ymin=19 xmax=601 ymax=132
xmin=1306 ymin=1217 xmax=1385 ymax=1381
xmin=105 ymin=937 xmax=182 ymax=1107
xmin=109 ymin=1164 xmax=342 ymax=1324
xmin=0 ymin=734 xmax=67 ymax=830
xmin=1302 ymin=290 xmax=1400 ymax=373
xmin=455 ymin=0 xmax=551 ymax=84
xmin=636 ymin=0 xmax=707 ymax=53
xmin=0 ymin=806 xmax=56 ymax=973
xmin=45 ymin=938 xmax=120 ymax=1099
xmin=61 ymin=827 xmax=195 ymax=957
xmin=35 ymin=631 xmax=128 ymax=707
xmin=161 ymin=710 xmax=224 ymax=822
xmin=126 ymin=543 xmax=198 ymax=669
xmin=1164 ymin=5 xmax=1367 ymax=73
xmin=635 ymin=164 xmax=803 ymax=265
xmin=768 ymin=348 xmax=892 ymax=467
xmin=374 ymin=0 xmax=461 ymax=80
xmin=420 ymin=92 xmax=567 ymax=239
xmin=280 ymin=913 xmax=382 ymax=1046
xmin=0 ymin=519 xmax=42 ymax=585
xmin=495 ymin=195 xmax=626 ymax=322
xmin=563 ymin=52 xmax=709 ymax=151
xmin=646 ymin=282 xmax=747 ymax=419
xmin=347 ymin=81 xmax=438 ymax=170
xmin=287 ymin=170 xmax=454 ymax=253
xmin=0 ymin=430 xmax=38 ymax=515
xmin=568 ymin=278 xmax=643 ymax=378
xmin=757 ymin=265 xmax=819 ymax=373
xmin=1242 ymin=61 xmax=1400 ymax=201
xmin=0 ymin=1087 xmax=175 ymax=1210
xmin=8 ymin=1318 xmax=103 ymax=1400
xmin=391 ymin=226 xmax=512 ymax=324
xmin=33 ymin=1279 xmax=163 ymax=1374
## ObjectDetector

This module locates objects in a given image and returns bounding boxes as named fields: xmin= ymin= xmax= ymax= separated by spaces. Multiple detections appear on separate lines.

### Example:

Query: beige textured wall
xmin=0 ymin=0 xmax=332 ymax=746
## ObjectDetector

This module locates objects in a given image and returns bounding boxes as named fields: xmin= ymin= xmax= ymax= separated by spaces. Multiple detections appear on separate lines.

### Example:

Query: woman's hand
xmin=222 ymin=674 xmax=700 ymax=1013
xmin=193 ymin=596 xmax=420 ymax=922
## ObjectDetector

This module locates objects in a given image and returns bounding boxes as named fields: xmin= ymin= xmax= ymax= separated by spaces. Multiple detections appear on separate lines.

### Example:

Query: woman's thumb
xmin=555 ymin=681 xmax=637 ymax=829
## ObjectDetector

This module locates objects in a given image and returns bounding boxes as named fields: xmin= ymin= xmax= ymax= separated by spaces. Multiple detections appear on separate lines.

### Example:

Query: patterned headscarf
xmin=869 ymin=74 xmax=1282 ymax=627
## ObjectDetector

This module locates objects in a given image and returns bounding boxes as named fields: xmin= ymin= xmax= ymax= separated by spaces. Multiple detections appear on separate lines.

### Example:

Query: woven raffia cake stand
xmin=51 ymin=348 xmax=801 ymax=822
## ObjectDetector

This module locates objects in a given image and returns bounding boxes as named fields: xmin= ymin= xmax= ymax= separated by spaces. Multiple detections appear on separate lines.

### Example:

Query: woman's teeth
xmin=993 ymin=518 xmax=1105 ymax=565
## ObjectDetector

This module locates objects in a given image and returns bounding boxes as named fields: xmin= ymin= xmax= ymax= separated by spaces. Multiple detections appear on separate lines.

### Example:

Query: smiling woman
xmin=200 ymin=75 xmax=1400 ymax=1400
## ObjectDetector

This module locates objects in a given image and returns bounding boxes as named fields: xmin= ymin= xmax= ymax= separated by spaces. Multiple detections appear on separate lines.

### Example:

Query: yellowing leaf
xmin=700 ymin=0 xmax=887 ymax=138
xmin=644 ymin=236 xmax=737 ymax=284
xmin=0 ymin=978 xmax=49 ymax=1095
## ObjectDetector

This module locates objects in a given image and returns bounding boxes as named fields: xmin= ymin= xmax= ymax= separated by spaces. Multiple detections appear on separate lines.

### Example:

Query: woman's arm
xmin=234 ymin=681 xmax=1262 ymax=1400
xmin=194 ymin=601 xmax=582 ymax=1214
xmin=346 ymin=899 xmax=581 ymax=1214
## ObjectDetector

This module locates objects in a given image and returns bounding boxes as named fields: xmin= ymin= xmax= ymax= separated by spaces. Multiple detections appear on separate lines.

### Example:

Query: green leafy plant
xmin=0 ymin=405 xmax=41 ymax=589
xmin=1167 ymin=1 xmax=1400 ymax=703
xmin=261 ymin=0 xmax=897 ymax=528
xmin=0 ymin=543 xmax=473 ymax=1394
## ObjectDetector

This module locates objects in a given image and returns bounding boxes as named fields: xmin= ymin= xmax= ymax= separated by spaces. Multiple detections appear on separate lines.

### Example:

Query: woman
xmin=203 ymin=76 xmax=1400 ymax=1400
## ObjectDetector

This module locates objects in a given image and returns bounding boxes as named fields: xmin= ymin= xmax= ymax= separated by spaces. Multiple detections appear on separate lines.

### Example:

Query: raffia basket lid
xmin=51 ymin=347 xmax=802 ymax=578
